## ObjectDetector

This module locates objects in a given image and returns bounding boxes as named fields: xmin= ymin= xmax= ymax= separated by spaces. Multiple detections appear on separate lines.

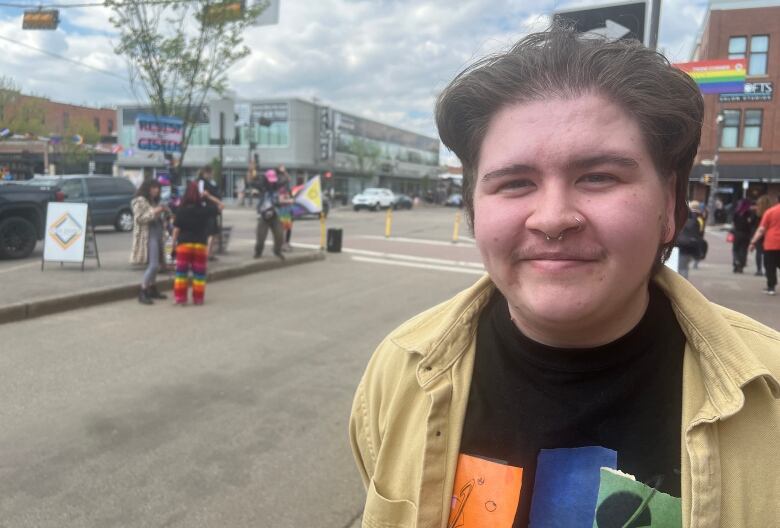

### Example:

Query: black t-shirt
xmin=458 ymin=285 xmax=684 ymax=527
xmin=174 ymin=205 xmax=211 ymax=244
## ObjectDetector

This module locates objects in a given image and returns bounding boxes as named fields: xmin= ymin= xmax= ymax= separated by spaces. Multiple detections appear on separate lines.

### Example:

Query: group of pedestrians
xmin=130 ymin=166 xmax=224 ymax=306
xmin=676 ymin=194 xmax=780 ymax=297
xmin=130 ymin=163 xmax=298 ymax=306
xmin=750 ymin=195 xmax=780 ymax=295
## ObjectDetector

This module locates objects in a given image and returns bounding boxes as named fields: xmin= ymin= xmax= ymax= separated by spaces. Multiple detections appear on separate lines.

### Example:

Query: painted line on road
xmin=291 ymin=242 xmax=485 ymax=269
xmin=0 ymin=261 xmax=40 ymax=274
xmin=357 ymin=235 xmax=476 ymax=247
xmin=351 ymin=256 xmax=485 ymax=275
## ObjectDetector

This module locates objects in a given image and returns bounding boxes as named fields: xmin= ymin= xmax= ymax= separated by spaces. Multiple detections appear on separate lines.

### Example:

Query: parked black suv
xmin=0 ymin=183 xmax=63 ymax=259
xmin=21 ymin=175 xmax=137 ymax=231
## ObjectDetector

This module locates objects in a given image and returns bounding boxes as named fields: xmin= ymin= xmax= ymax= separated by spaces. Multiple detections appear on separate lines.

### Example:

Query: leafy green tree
xmin=0 ymin=76 xmax=19 ymax=125
xmin=106 ymin=0 xmax=268 ymax=175
xmin=3 ymin=99 xmax=46 ymax=137
xmin=58 ymin=116 xmax=102 ymax=171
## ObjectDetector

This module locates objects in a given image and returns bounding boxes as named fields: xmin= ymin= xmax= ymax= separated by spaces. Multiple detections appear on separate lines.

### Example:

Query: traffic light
xmin=202 ymin=1 xmax=245 ymax=25
xmin=22 ymin=10 xmax=59 ymax=30
xmin=702 ymin=174 xmax=713 ymax=185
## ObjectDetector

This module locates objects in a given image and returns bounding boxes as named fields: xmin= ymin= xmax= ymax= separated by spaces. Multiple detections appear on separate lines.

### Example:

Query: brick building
xmin=0 ymin=93 xmax=117 ymax=177
xmin=0 ymin=93 xmax=116 ymax=138
xmin=690 ymin=0 xmax=780 ymax=213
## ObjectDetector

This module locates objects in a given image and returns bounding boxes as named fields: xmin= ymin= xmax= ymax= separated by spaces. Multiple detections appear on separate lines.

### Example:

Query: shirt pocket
xmin=362 ymin=478 xmax=418 ymax=528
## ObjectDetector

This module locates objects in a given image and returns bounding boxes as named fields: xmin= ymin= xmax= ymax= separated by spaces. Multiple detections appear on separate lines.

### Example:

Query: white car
xmin=352 ymin=188 xmax=395 ymax=211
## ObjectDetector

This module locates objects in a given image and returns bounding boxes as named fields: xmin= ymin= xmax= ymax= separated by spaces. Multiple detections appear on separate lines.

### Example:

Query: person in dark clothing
xmin=754 ymin=194 xmax=773 ymax=275
xmin=172 ymin=182 xmax=212 ymax=305
xmin=676 ymin=207 xmax=705 ymax=279
xmin=197 ymin=165 xmax=224 ymax=261
xmin=731 ymin=198 xmax=757 ymax=273
xmin=253 ymin=169 xmax=286 ymax=260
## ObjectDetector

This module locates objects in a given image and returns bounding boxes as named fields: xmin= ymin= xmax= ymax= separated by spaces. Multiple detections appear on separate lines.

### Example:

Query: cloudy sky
xmin=0 ymin=0 xmax=710 ymax=161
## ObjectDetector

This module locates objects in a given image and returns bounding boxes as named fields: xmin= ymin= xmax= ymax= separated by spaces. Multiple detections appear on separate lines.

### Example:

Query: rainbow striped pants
xmin=174 ymin=243 xmax=207 ymax=304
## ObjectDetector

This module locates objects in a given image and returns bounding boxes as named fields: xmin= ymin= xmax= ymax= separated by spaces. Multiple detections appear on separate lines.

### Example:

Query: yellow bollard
xmin=452 ymin=210 xmax=461 ymax=243
xmin=385 ymin=207 xmax=393 ymax=238
xmin=320 ymin=212 xmax=326 ymax=250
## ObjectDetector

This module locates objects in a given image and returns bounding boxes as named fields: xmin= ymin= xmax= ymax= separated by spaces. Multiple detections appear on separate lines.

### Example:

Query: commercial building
xmin=689 ymin=0 xmax=780 ymax=212
xmin=116 ymin=97 xmax=440 ymax=200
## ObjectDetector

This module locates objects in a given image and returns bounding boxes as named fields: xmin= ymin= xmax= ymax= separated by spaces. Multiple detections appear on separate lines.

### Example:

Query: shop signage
xmin=719 ymin=82 xmax=773 ymax=102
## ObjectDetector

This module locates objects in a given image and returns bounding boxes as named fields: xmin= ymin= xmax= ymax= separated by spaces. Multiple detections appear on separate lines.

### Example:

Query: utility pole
xmin=218 ymin=111 xmax=224 ymax=194
xmin=707 ymin=111 xmax=725 ymax=225
xmin=648 ymin=0 xmax=662 ymax=50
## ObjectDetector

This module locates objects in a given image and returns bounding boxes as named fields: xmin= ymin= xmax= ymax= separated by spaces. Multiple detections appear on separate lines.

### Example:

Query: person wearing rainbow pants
xmin=172 ymin=182 xmax=213 ymax=305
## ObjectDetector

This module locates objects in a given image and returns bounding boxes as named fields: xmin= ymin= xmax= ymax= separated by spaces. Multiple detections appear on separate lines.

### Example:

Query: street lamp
xmin=706 ymin=111 xmax=725 ymax=225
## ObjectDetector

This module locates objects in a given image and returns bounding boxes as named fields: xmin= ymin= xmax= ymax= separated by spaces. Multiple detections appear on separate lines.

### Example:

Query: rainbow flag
xmin=675 ymin=59 xmax=746 ymax=94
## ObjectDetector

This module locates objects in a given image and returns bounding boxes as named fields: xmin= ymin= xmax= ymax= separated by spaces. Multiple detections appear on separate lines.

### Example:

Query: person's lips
xmin=510 ymin=246 xmax=607 ymax=271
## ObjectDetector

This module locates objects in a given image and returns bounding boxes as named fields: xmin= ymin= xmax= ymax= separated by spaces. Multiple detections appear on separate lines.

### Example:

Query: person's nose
xmin=524 ymin=184 xmax=584 ymax=241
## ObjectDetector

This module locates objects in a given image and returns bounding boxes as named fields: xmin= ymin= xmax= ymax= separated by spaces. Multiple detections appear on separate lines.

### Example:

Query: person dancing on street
xmin=172 ymin=182 xmax=212 ymax=305
xmin=131 ymin=179 xmax=168 ymax=305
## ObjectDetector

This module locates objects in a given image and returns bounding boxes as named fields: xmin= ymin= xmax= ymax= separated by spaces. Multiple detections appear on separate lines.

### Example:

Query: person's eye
xmin=499 ymin=179 xmax=536 ymax=192
xmin=579 ymin=173 xmax=617 ymax=185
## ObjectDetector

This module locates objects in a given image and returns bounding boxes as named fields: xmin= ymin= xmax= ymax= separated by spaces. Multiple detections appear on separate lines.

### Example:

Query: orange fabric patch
xmin=447 ymin=454 xmax=523 ymax=528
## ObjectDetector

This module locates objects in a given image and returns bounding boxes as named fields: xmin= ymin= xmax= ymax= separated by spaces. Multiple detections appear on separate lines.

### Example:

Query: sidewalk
xmin=0 ymin=207 xmax=324 ymax=325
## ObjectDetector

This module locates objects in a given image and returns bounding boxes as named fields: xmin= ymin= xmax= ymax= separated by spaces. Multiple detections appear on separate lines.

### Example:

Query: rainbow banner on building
xmin=675 ymin=59 xmax=746 ymax=94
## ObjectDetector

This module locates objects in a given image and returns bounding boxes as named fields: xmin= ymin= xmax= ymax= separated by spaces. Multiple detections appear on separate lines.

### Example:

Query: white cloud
xmin=0 ymin=0 xmax=708 ymax=161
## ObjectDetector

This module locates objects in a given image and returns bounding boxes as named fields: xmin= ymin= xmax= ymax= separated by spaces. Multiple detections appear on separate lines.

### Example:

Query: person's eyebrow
xmin=480 ymin=164 xmax=539 ymax=182
xmin=565 ymin=154 xmax=639 ymax=171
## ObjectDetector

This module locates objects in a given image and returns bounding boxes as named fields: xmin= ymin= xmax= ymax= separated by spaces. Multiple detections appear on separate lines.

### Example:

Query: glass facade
xmin=333 ymin=111 xmax=439 ymax=167
xmin=119 ymin=103 xmax=290 ymax=149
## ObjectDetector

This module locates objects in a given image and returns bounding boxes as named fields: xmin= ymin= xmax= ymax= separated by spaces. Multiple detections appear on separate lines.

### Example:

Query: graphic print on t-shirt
xmin=448 ymin=447 xmax=681 ymax=528
xmin=447 ymin=454 xmax=523 ymax=528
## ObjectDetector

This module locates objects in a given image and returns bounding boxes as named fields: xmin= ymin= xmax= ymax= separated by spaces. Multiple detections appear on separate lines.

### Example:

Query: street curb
xmin=0 ymin=251 xmax=325 ymax=326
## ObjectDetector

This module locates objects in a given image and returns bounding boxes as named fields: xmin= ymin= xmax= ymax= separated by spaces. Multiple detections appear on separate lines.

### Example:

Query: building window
xmin=749 ymin=35 xmax=768 ymax=76
xmin=63 ymin=112 xmax=69 ymax=131
xmin=742 ymin=109 xmax=762 ymax=148
xmin=93 ymin=117 xmax=100 ymax=132
xmin=728 ymin=36 xmax=746 ymax=59
xmin=108 ymin=119 xmax=114 ymax=134
xmin=720 ymin=109 xmax=740 ymax=148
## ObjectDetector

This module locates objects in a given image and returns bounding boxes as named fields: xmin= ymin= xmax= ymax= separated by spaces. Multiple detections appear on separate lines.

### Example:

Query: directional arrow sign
xmin=554 ymin=1 xmax=647 ymax=46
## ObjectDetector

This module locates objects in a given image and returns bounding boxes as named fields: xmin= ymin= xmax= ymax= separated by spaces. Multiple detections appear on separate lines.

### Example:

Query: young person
xmin=350 ymin=26 xmax=780 ymax=528
xmin=130 ymin=179 xmax=168 ymax=305
xmin=172 ymin=182 xmax=212 ymax=305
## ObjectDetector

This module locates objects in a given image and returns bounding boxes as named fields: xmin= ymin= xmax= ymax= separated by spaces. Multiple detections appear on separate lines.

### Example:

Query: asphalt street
xmin=0 ymin=205 xmax=776 ymax=528
xmin=0 ymin=247 xmax=477 ymax=527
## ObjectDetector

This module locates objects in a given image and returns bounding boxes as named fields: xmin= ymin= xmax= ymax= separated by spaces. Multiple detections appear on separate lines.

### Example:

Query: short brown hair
xmin=435 ymin=24 xmax=703 ymax=264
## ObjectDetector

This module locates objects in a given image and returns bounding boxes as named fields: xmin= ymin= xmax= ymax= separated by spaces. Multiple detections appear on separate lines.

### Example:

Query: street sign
xmin=554 ymin=1 xmax=647 ymax=45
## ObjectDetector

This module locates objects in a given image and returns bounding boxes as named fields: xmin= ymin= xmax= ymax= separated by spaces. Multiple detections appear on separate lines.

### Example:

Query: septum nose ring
xmin=544 ymin=216 xmax=583 ymax=241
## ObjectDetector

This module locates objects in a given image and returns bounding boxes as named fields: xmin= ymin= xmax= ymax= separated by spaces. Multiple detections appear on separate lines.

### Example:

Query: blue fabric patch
xmin=529 ymin=446 xmax=618 ymax=528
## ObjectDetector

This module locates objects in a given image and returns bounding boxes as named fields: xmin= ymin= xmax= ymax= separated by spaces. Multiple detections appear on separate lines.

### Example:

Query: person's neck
xmin=507 ymin=285 xmax=651 ymax=349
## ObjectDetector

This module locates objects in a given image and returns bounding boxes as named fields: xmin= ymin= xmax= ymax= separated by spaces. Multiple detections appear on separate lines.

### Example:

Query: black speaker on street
xmin=327 ymin=228 xmax=343 ymax=253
